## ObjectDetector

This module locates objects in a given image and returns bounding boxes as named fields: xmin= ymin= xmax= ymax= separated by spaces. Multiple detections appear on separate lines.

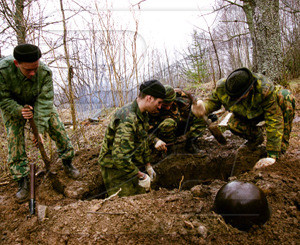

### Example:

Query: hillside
xmin=0 ymin=82 xmax=299 ymax=244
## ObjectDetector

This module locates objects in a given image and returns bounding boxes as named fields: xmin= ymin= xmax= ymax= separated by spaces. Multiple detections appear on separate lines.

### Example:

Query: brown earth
xmin=0 ymin=84 xmax=299 ymax=245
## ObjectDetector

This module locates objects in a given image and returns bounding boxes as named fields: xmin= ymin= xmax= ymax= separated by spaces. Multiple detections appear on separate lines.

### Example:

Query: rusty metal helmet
xmin=214 ymin=180 xmax=271 ymax=230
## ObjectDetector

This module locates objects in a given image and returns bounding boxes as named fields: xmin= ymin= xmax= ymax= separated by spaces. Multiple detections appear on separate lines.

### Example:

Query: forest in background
xmin=0 ymin=0 xmax=299 ymax=125
xmin=0 ymin=4 xmax=299 ymax=243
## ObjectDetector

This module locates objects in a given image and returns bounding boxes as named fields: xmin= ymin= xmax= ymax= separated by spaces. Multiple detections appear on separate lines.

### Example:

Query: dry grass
xmin=288 ymin=77 xmax=300 ymax=94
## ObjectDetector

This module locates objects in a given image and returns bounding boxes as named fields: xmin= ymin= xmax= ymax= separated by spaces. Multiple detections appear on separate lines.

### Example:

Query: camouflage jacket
xmin=0 ymin=55 xmax=55 ymax=134
xmin=148 ymin=89 xmax=192 ymax=143
xmin=98 ymin=100 xmax=151 ymax=177
xmin=204 ymin=72 xmax=284 ymax=154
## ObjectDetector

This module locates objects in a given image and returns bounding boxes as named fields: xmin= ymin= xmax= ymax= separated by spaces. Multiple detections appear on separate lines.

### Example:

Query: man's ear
xmin=13 ymin=60 xmax=19 ymax=67
xmin=145 ymin=95 xmax=152 ymax=102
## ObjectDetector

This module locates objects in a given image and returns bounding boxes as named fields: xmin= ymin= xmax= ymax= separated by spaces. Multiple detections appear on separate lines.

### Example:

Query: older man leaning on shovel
xmin=0 ymin=44 xmax=80 ymax=203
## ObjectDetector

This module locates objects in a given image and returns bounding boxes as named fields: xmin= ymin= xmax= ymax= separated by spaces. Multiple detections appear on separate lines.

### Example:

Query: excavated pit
xmin=152 ymin=132 xmax=266 ymax=190
xmin=36 ymin=130 xmax=267 ymax=203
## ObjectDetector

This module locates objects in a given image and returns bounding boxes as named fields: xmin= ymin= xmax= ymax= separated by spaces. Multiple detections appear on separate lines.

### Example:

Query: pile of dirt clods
xmin=0 ymin=123 xmax=299 ymax=244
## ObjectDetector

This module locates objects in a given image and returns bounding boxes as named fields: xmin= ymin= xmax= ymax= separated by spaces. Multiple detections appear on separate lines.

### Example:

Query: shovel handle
xmin=29 ymin=162 xmax=35 ymax=215
xmin=24 ymin=105 xmax=51 ymax=170
xmin=183 ymin=93 xmax=227 ymax=145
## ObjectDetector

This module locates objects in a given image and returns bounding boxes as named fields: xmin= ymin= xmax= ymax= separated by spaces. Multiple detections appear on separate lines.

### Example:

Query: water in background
xmin=56 ymin=86 xmax=138 ymax=121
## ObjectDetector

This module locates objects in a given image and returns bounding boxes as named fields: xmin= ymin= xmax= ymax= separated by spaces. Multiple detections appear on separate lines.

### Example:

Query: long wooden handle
xmin=28 ymin=118 xmax=51 ymax=170
xmin=24 ymin=105 xmax=51 ymax=170
xmin=184 ymin=92 xmax=227 ymax=145
xmin=29 ymin=162 xmax=35 ymax=215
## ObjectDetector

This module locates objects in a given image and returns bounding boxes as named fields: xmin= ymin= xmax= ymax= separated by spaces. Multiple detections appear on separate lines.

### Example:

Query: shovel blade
xmin=208 ymin=124 xmax=227 ymax=145
xmin=48 ymin=172 xmax=65 ymax=194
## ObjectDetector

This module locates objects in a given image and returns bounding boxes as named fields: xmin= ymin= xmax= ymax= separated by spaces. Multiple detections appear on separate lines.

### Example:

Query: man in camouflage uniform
xmin=0 ymin=44 xmax=80 ymax=202
xmin=148 ymin=85 xmax=206 ymax=154
xmin=98 ymin=80 xmax=166 ymax=197
xmin=192 ymin=67 xmax=295 ymax=168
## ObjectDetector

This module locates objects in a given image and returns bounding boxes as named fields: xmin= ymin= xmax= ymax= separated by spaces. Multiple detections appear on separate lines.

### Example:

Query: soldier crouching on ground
xmin=98 ymin=80 xmax=166 ymax=197
xmin=148 ymin=85 xmax=207 ymax=154
xmin=192 ymin=67 xmax=295 ymax=169
xmin=0 ymin=44 xmax=80 ymax=202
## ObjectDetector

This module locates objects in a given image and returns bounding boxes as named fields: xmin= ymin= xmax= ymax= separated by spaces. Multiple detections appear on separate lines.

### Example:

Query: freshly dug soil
xmin=0 ymin=93 xmax=299 ymax=244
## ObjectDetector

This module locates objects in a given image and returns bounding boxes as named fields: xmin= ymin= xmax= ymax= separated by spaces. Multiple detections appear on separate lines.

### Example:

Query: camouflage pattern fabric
xmin=100 ymin=166 xmax=145 ymax=197
xmin=6 ymin=111 xmax=74 ymax=181
xmin=276 ymin=89 xmax=295 ymax=153
xmin=227 ymin=113 xmax=263 ymax=142
xmin=0 ymin=56 xmax=55 ymax=134
xmin=98 ymin=100 xmax=151 ymax=197
xmin=148 ymin=89 xmax=206 ymax=144
xmin=0 ymin=55 xmax=73 ymax=181
xmin=203 ymin=72 xmax=295 ymax=158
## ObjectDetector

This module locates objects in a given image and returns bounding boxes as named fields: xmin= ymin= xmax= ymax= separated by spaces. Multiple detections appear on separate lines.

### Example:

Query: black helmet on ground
xmin=225 ymin=67 xmax=256 ymax=98
xmin=214 ymin=180 xmax=271 ymax=230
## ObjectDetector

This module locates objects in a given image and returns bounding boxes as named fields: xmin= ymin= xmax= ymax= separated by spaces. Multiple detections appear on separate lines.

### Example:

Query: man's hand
xmin=138 ymin=173 xmax=151 ymax=191
xmin=254 ymin=157 xmax=276 ymax=169
xmin=176 ymin=134 xmax=187 ymax=143
xmin=21 ymin=105 xmax=33 ymax=119
xmin=191 ymin=100 xmax=206 ymax=118
xmin=146 ymin=163 xmax=156 ymax=181
xmin=155 ymin=139 xmax=167 ymax=151
xmin=32 ymin=133 xmax=44 ymax=147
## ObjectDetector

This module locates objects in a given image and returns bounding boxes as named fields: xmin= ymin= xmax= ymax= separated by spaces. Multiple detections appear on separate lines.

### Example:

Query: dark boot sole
xmin=16 ymin=195 xmax=29 ymax=204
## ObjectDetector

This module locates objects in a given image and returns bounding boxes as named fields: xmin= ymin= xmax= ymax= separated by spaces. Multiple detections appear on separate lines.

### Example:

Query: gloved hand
xmin=138 ymin=173 xmax=151 ymax=191
xmin=191 ymin=100 xmax=206 ymax=118
xmin=254 ymin=157 xmax=276 ymax=169
xmin=155 ymin=139 xmax=167 ymax=151
xmin=146 ymin=164 xmax=156 ymax=181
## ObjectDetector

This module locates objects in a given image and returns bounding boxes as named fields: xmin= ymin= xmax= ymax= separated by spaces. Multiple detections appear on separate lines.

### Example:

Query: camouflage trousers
xmin=153 ymin=115 xmax=207 ymax=144
xmin=100 ymin=166 xmax=145 ymax=197
xmin=228 ymin=89 xmax=295 ymax=153
xmin=5 ymin=111 xmax=74 ymax=181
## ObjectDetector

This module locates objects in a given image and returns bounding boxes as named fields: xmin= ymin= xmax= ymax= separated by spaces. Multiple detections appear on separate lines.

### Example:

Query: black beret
xmin=140 ymin=80 xmax=166 ymax=99
xmin=13 ymin=44 xmax=42 ymax=62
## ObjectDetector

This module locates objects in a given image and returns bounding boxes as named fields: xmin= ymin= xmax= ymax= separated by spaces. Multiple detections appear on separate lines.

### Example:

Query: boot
xmin=244 ymin=133 xmax=264 ymax=150
xmin=62 ymin=159 xmax=80 ymax=179
xmin=185 ymin=138 xmax=201 ymax=154
xmin=16 ymin=176 xmax=29 ymax=202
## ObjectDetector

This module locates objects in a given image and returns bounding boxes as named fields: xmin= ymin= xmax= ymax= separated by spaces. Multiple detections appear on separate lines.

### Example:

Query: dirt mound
xmin=37 ymin=147 xmax=105 ymax=205
xmin=1 ymin=124 xmax=299 ymax=244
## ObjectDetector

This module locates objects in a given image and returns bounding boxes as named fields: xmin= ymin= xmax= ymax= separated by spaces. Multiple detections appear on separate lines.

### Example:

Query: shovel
xmin=185 ymin=92 xmax=227 ymax=145
xmin=25 ymin=106 xmax=65 ymax=200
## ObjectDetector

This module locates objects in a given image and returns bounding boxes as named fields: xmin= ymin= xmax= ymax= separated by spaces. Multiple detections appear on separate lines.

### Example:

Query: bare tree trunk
xmin=208 ymin=27 xmax=222 ymax=79
xmin=242 ymin=0 xmax=282 ymax=80
xmin=209 ymin=54 xmax=216 ymax=87
xmin=14 ymin=0 xmax=26 ymax=43
xmin=164 ymin=48 xmax=173 ymax=85
xmin=60 ymin=0 xmax=77 ymax=130
xmin=244 ymin=35 xmax=251 ymax=67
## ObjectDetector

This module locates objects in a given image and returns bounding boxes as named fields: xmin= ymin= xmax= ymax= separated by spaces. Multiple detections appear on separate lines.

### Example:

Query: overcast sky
xmin=3 ymin=0 xmax=217 ymax=58
xmin=111 ymin=0 xmax=217 ymax=53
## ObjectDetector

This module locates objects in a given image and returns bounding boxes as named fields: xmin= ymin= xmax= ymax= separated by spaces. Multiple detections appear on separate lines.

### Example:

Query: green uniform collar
xmin=133 ymin=99 xmax=149 ymax=124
